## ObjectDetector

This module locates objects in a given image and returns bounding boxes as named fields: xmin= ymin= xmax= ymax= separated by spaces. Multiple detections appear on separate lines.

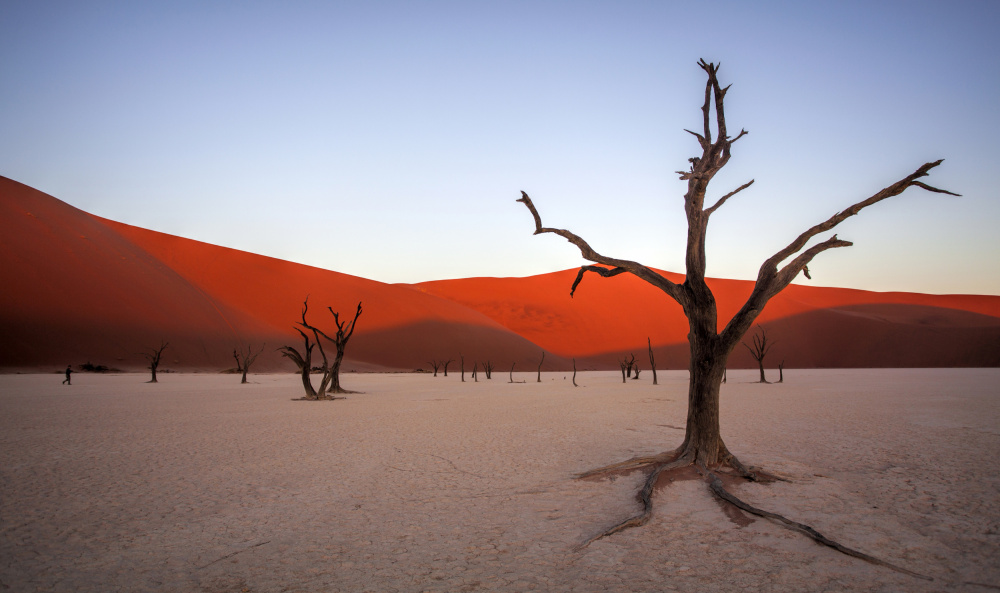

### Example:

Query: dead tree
xmin=279 ymin=299 xmax=318 ymax=397
xmin=778 ymin=360 xmax=785 ymax=383
xmin=632 ymin=364 xmax=641 ymax=380
xmin=233 ymin=343 xmax=265 ymax=384
xmin=536 ymin=351 xmax=545 ymax=382
xmin=483 ymin=361 xmax=494 ymax=380
xmin=516 ymin=59 xmax=953 ymax=577
xmin=743 ymin=325 xmax=773 ymax=383
xmin=472 ymin=362 xmax=478 ymax=382
xmin=625 ymin=353 xmax=636 ymax=378
xmin=508 ymin=362 xmax=515 ymax=383
xmin=294 ymin=299 xmax=363 ymax=398
xmin=460 ymin=355 xmax=465 ymax=382
xmin=142 ymin=341 xmax=168 ymax=383
xmin=572 ymin=358 xmax=578 ymax=387
xmin=316 ymin=302 xmax=362 ymax=394
xmin=648 ymin=337 xmax=658 ymax=385
xmin=617 ymin=358 xmax=628 ymax=383
xmin=428 ymin=360 xmax=441 ymax=377
xmin=443 ymin=358 xmax=454 ymax=377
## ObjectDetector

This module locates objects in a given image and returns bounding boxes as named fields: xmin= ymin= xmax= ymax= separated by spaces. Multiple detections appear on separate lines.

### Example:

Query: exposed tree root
xmin=575 ymin=452 xmax=931 ymax=581
xmin=706 ymin=472 xmax=931 ymax=580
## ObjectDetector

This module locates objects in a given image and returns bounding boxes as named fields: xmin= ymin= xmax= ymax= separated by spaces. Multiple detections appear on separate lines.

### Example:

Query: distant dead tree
xmin=625 ymin=353 xmax=637 ymax=378
xmin=482 ymin=361 xmax=494 ymax=380
xmin=508 ymin=362 xmax=515 ymax=383
xmin=233 ymin=343 xmax=265 ymax=384
xmin=516 ymin=59 xmax=953 ymax=575
xmin=617 ymin=358 xmax=628 ymax=383
xmin=778 ymin=360 xmax=785 ymax=383
xmin=743 ymin=325 xmax=773 ymax=384
xmin=279 ymin=300 xmax=318 ymax=397
xmin=632 ymin=364 xmax=641 ymax=380
xmin=428 ymin=360 xmax=442 ymax=377
xmin=572 ymin=359 xmax=578 ymax=387
xmin=443 ymin=358 xmax=454 ymax=377
xmin=536 ymin=351 xmax=545 ymax=382
xmin=647 ymin=337 xmax=658 ymax=385
xmin=460 ymin=355 xmax=465 ymax=382
xmin=142 ymin=341 xmax=168 ymax=383
xmin=472 ymin=361 xmax=478 ymax=382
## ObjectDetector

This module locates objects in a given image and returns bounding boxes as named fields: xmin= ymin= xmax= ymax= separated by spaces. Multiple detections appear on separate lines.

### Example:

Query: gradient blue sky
xmin=2 ymin=1 xmax=998 ymax=294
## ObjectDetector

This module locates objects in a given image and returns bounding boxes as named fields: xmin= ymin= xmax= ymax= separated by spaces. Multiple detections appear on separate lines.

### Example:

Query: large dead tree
xmin=517 ymin=59 xmax=953 ymax=577
xmin=742 ymin=325 xmax=773 ymax=383
xmin=233 ymin=343 xmax=265 ymax=384
xmin=141 ymin=341 xmax=168 ymax=383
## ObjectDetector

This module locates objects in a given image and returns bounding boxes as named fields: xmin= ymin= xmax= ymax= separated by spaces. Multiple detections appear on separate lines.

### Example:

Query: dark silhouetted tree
xmin=778 ymin=360 xmax=785 ymax=383
xmin=572 ymin=359 xmax=578 ymax=387
xmin=279 ymin=299 xmax=318 ymax=397
xmin=517 ymin=59 xmax=952 ymax=575
xmin=233 ymin=343 xmax=265 ymax=384
xmin=743 ymin=325 xmax=773 ymax=383
xmin=443 ymin=358 xmax=454 ymax=377
xmin=536 ymin=351 xmax=545 ymax=382
xmin=648 ymin=337 xmax=658 ymax=385
xmin=142 ymin=341 xmax=168 ymax=383
xmin=291 ymin=299 xmax=363 ymax=398
xmin=428 ymin=360 xmax=441 ymax=377
xmin=483 ymin=361 xmax=494 ymax=380
xmin=460 ymin=354 xmax=465 ymax=382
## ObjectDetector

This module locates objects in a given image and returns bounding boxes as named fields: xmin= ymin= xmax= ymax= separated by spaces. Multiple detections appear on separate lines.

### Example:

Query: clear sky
xmin=2 ymin=1 xmax=998 ymax=295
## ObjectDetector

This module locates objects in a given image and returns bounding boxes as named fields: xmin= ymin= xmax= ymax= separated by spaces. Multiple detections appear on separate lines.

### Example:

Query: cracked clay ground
xmin=2 ymin=369 xmax=998 ymax=592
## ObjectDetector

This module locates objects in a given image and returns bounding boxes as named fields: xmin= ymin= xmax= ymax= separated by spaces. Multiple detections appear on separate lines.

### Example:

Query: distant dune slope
xmin=3 ymin=174 xmax=999 ymax=371
xmin=413 ymin=269 xmax=1000 ymax=368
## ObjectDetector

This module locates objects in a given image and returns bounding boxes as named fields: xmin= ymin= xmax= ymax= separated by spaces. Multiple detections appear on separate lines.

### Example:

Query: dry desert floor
xmin=1 ymin=369 xmax=998 ymax=592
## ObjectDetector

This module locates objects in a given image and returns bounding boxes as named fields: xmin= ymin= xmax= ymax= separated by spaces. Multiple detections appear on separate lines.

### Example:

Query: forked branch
xmin=516 ymin=192 xmax=683 ymax=302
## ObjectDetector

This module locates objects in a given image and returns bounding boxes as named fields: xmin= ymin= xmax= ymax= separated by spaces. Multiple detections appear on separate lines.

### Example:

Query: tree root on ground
xmin=575 ymin=452 xmax=931 ymax=581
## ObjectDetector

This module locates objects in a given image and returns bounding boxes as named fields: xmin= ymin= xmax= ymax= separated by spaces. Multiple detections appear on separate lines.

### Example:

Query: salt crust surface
xmin=1 ymin=369 xmax=998 ymax=592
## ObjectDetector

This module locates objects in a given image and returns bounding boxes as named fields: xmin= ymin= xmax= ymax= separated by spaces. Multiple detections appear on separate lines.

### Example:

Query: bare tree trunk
xmin=443 ymin=358 xmax=453 ymax=377
xmin=472 ymin=362 xmax=478 ymax=382
xmin=234 ymin=343 xmax=264 ymax=384
xmin=509 ymin=362 xmax=515 ymax=383
xmin=142 ymin=341 xmax=168 ymax=384
xmin=572 ymin=358 xmax=578 ymax=387
xmin=537 ymin=351 xmax=545 ymax=382
xmin=778 ymin=360 xmax=785 ymax=383
xmin=280 ymin=302 xmax=317 ymax=398
xmin=618 ymin=359 xmax=627 ymax=383
xmin=460 ymin=355 xmax=465 ymax=382
xmin=648 ymin=337 xmax=658 ymax=385
xmin=743 ymin=325 xmax=773 ymax=384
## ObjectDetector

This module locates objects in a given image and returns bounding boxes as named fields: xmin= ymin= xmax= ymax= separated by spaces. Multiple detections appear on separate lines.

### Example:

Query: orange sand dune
xmin=0 ymin=176 xmax=558 ymax=372
xmin=3 ymin=174 xmax=999 ymax=372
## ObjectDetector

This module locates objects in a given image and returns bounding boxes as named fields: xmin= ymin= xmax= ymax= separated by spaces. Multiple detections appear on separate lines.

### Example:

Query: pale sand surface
xmin=1 ymin=369 xmax=998 ymax=592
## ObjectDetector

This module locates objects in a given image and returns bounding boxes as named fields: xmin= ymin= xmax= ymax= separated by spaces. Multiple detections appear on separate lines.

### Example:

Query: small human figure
xmin=62 ymin=365 xmax=73 ymax=385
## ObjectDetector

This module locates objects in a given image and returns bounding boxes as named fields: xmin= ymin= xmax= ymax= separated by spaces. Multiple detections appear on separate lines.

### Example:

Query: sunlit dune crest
xmin=2 ymin=175 xmax=999 ymax=372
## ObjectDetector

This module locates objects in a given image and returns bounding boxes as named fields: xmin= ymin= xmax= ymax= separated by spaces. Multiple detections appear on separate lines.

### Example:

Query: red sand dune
xmin=3 ymin=174 xmax=999 ymax=372
xmin=0 ymin=176 xmax=559 ymax=373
